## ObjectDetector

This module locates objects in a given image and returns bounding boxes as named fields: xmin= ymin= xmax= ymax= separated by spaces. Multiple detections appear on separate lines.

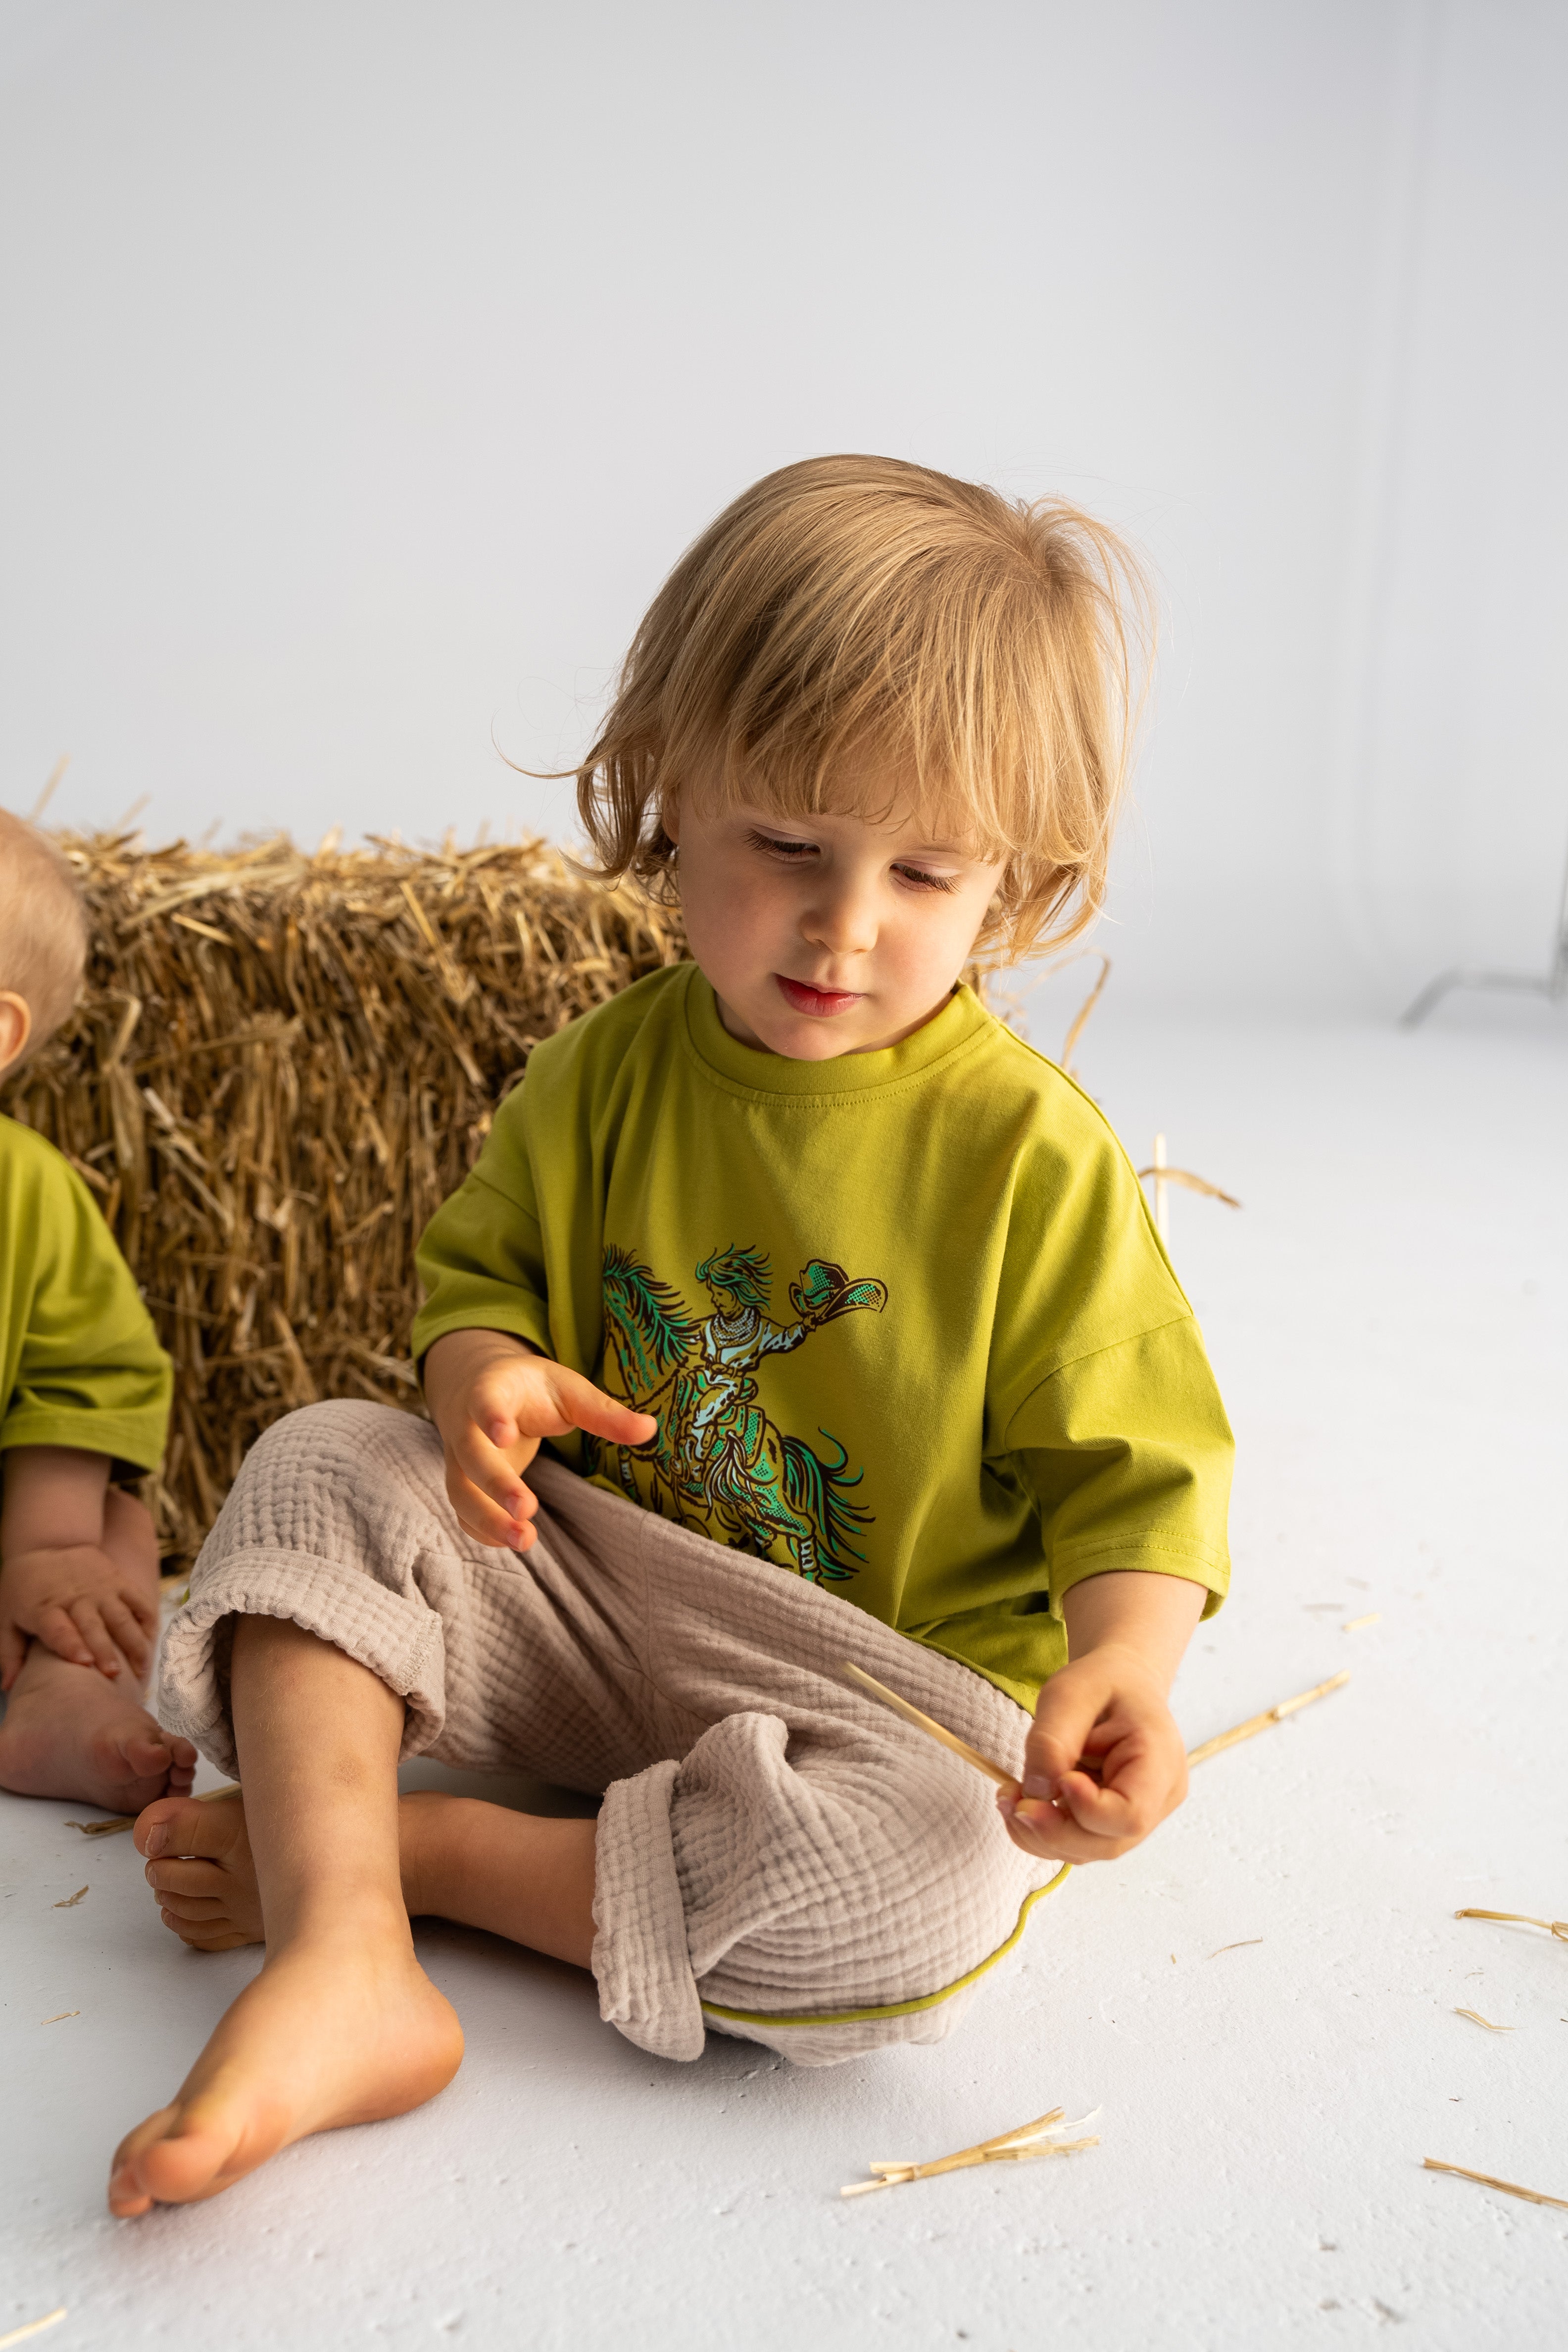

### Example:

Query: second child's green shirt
xmin=412 ymin=965 xmax=1233 ymax=1710
xmin=0 ymin=1114 xmax=172 ymax=1472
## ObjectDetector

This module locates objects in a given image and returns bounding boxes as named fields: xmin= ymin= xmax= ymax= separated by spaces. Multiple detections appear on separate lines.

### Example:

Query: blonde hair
xmin=0 ymin=810 xmax=88 ymax=1062
xmin=574 ymin=454 xmax=1153 ymax=960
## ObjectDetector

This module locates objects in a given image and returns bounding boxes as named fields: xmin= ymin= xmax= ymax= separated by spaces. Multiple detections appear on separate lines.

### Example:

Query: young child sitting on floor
xmin=0 ymin=811 xmax=194 ymax=1811
xmin=115 ymin=454 xmax=1233 ymax=2218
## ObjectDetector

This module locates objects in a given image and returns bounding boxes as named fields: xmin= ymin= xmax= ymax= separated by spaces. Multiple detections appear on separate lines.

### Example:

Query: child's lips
xmin=775 ymin=975 xmax=863 ymax=1017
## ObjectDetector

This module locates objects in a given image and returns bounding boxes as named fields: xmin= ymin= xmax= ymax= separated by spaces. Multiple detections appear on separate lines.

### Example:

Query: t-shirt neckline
xmin=682 ymin=966 xmax=992 ymax=1097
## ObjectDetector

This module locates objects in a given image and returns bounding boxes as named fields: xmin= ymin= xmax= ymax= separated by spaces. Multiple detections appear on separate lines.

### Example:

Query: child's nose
xmin=803 ymin=880 xmax=878 ymax=956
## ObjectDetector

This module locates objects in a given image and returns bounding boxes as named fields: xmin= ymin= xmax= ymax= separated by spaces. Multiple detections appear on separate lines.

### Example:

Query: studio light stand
xmin=1401 ymin=835 xmax=1568 ymax=1027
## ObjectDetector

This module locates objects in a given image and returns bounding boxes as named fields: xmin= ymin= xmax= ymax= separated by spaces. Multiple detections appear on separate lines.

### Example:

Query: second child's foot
xmin=0 ymin=1666 xmax=196 ymax=1813
xmin=107 ymin=1907 xmax=464 ymax=2215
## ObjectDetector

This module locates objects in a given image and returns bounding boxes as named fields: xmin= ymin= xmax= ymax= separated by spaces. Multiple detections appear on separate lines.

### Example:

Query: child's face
xmin=666 ymin=784 xmax=1005 ymax=1058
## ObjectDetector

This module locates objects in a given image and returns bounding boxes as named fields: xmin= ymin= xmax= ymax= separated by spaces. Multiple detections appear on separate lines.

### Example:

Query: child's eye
xmin=892 ymin=863 xmax=958 ymax=893
xmin=745 ymin=828 xmax=818 ymax=862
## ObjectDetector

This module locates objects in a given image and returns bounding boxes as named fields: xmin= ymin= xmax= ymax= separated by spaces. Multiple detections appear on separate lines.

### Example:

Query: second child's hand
xmin=422 ymin=1326 xmax=657 ymax=1550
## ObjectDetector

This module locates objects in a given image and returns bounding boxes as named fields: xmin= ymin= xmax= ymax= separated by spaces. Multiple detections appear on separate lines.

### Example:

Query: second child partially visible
xmin=118 ymin=456 xmax=1233 ymax=2217
xmin=0 ymin=813 xmax=193 ymax=1810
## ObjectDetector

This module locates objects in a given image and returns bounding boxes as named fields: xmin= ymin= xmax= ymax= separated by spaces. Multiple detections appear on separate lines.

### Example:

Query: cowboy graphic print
xmin=587 ymin=1244 xmax=888 ymax=1581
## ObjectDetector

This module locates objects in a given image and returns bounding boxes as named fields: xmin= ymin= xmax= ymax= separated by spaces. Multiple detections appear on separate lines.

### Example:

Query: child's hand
xmin=997 ymin=1570 xmax=1209 ymax=1866
xmin=0 ymin=1541 xmax=159 ymax=1688
xmin=423 ymin=1327 xmax=658 ymax=1550
xmin=999 ymin=1644 xmax=1189 ymax=1863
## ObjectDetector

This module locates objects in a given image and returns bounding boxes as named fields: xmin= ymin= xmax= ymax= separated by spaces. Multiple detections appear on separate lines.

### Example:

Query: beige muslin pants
xmin=158 ymin=1400 xmax=1066 ymax=2066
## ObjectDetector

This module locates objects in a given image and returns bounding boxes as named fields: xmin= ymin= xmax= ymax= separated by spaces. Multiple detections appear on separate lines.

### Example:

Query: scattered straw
xmin=1423 ymin=2159 xmax=1568 ymax=2212
xmin=52 ymin=1886 xmax=88 ymax=1909
xmin=1342 ymin=1613 xmax=1381 ymax=1632
xmin=0 ymin=2312 xmax=67 ymax=2352
xmin=1134 ymin=1157 xmax=1242 ymax=1209
xmin=1185 ymin=1672 xmax=1349 ymax=1768
xmin=1209 ymin=1939 xmax=1264 ymax=1960
xmin=1455 ymin=1909 xmax=1568 ymax=1943
xmin=9 ymin=832 xmax=691 ymax=1570
xmin=1454 ymin=2009 xmax=1512 ymax=2032
xmin=840 ymin=2107 xmax=1099 ymax=2199
xmin=40 ymin=2012 xmax=78 ymax=2026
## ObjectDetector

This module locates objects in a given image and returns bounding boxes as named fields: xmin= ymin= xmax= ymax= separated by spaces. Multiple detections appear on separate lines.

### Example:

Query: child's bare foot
xmin=0 ymin=1645 xmax=196 ymax=1812
xmin=137 ymin=1790 xmax=262 ymax=1949
xmin=107 ymin=1905 xmax=464 ymax=2215
xmin=138 ymin=1788 xmax=452 ymax=1951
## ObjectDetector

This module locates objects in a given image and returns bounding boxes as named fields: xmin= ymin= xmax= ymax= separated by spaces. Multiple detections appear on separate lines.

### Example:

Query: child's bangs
xmin=573 ymin=455 xmax=1152 ymax=960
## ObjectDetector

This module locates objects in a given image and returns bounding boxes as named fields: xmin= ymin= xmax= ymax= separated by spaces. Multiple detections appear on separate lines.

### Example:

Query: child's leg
xmin=0 ymin=1489 xmax=196 ymax=1810
xmin=108 ymin=1614 xmax=463 ymax=2218
xmin=140 ymin=1786 xmax=598 ymax=1966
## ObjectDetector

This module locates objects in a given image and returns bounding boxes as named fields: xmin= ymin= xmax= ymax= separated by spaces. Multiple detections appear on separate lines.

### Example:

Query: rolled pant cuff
xmin=592 ymin=1760 xmax=707 ymax=2062
xmin=157 ymin=1546 xmax=450 ymax=1778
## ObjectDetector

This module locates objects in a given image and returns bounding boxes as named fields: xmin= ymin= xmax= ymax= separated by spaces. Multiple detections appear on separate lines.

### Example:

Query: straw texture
xmin=6 ymin=833 xmax=686 ymax=1568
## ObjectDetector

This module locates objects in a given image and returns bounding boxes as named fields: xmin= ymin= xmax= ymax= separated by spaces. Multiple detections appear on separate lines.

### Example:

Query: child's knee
xmin=596 ymin=1713 xmax=1041 ymax=2067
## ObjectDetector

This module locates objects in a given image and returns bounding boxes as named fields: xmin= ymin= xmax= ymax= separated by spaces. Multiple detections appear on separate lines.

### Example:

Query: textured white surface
xmin=3 ymin=1006 xmax=1567 ymax=2349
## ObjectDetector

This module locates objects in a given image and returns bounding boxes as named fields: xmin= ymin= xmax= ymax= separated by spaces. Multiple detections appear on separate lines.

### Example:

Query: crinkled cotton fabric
xmin=159 ymin=1399 xmax=1067 ymax=2066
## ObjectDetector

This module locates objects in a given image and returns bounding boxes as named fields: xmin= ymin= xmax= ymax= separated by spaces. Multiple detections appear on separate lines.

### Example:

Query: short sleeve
xmin=1 ymin=1151 xmax=172 ymax=1471
xmin=1006 ymin=1317 xmax=1233 ymax=1618
xmin=410 ymin=1121 xmax=553 ymax=1368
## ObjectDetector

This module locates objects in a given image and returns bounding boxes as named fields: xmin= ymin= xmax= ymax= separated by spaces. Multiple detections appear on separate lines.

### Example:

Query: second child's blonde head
xmin=576 ymin=454 xmax=1153 ymax=961
xmin=0 ymin=810 xmax=89 ymax=1072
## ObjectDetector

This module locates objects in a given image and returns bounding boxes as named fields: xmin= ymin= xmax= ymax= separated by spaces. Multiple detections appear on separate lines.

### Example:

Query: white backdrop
xmin=1 ymin=0 xmax=1564 ymax=1013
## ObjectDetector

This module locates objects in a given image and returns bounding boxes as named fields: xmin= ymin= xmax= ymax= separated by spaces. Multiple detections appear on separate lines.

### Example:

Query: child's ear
xmin=0 ymin=991 xmax=32 ymax=1078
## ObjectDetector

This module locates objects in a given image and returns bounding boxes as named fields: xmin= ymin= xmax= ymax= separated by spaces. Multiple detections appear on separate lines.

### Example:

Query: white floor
xmin=3 ymin=1001 xmax=1567 ymax=2352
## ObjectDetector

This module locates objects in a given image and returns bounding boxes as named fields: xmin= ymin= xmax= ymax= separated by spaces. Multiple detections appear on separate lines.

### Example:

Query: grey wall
xmin=1 ymin=0 xmax=1564 ymax=1012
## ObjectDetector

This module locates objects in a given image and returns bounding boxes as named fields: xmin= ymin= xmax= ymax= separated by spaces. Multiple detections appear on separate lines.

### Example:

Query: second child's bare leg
xmin=140 ymin=1786 xmax=598 ymax=1970
xmin=108 ymin=1617 xmax=463 ymax=2218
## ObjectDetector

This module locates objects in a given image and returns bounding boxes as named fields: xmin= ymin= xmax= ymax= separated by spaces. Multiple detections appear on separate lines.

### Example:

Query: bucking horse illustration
xmin=588 ymin=1243 xmax=888 ymax=1581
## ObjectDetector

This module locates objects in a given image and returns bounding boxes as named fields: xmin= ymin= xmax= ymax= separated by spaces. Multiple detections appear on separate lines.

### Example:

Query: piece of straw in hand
xmin=841 ymin=1662 xmax=1018 ymax=1791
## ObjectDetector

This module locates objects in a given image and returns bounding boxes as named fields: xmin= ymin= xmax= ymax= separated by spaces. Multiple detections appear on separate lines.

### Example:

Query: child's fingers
xmin=31 ymin=1603 xmax=103 ymax=1672
xmin=0 ymin=1619 xmax=25 ymax=1690
xmin=448 ymin=1418 xmax=538 ymax=1520
xmin=66 ymin=1598 xmax=126 ymax=1677
xmin=124 ymin=1585 xmax=160 ymax=1637
xmin=99 ymin=1594 xmax=151 ymax=1674
xmin=1022 ymin=1681 xmax=1108 ymax=1798
xmin=545 ymin=1366 xmax=657 ymax=1448
xmin=444 ymin=1461 xmax=537 ymax=1551
xmin=999 ymin=1792 xmax=1143 ymax=1864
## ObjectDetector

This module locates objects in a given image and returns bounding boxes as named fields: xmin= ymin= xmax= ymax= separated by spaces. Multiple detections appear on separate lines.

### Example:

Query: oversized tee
xmin=412 ymin=965 xmax=1233 ymax=1711
xmin=0 ymin=1114 xmax=172 ymax=1470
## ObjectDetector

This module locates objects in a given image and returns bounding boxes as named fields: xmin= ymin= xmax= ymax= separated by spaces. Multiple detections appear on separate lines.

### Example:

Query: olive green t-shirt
xmin=412 ymin=965 xmax=1233 ymax=1710
xmin=0 ymin=1114 xmax=172 ymax=1472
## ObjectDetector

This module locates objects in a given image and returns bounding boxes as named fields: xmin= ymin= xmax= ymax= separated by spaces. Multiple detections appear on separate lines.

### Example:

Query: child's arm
xmin=999 ymin=1569 xmax=1207 ymax=1864
xmin=0 ymin=1444 xmax=159 ymax=1688
xmin=422 ymin=1328 xmax=657 ymax=1549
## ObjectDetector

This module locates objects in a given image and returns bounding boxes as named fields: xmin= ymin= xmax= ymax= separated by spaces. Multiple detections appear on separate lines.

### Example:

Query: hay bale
xmin=5 ymin=833 xmax=685 ymax=1568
